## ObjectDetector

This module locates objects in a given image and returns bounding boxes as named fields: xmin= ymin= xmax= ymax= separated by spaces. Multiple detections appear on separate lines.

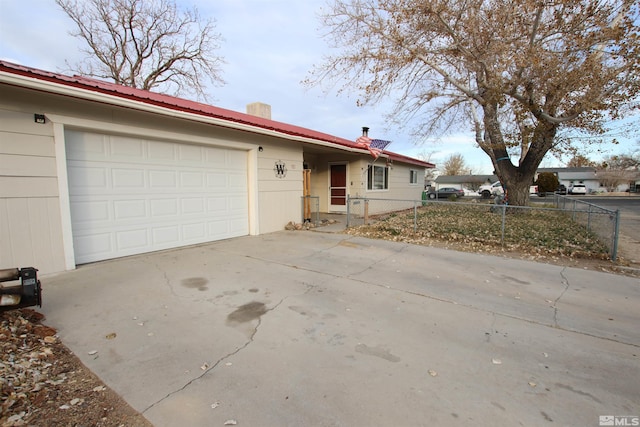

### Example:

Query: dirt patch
xmin=1 ymin=309 xmax=153 ymax=427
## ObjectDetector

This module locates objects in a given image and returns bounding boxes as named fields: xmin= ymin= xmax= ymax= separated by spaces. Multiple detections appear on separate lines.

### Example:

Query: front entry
xmin=329 ymin=163 xmax=347 ymax=212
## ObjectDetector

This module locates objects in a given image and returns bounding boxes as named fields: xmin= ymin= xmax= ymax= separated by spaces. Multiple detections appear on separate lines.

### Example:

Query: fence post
xmin=346 ymin=195 xmax=351 ymax=228
xmin=612 ymin=209 xmax=620 ymax=261
xmin=414 ymin=201 xmax=418 ymax=233
xmin=587 ymin=204 xmax=592 ymax=231
xmin=364 ymin=198 xmax=369 ymax=225
xmin=501 ymin=204 xmax=506 ymax=246
xmin=314 ymin=197 xmax=319 ymax=227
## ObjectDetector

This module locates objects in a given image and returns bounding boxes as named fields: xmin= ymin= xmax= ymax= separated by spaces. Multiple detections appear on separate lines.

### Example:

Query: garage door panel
xmin=149 ymin=170 xmax=177 ymax=188
xmin=227 ymin=149 xmax=246 ymax=164
xmin=208 ymin=219 xmax=230 ymax=236
xmin=116 ymin=229 xmax=148 ymax=250
xmin=206 ymin=173 xmax=228 ymax=188
xmin=179 ymin=171 xmax=205 ymax=188
xmin=66 ymin=132 xmax=108 ymax=160
xmin=204 ymin=147 xmax=228 ymax=165
xmin=150 ymin=199 xmax=178 ymax=216
xmin=229 ymin=218 xmax=249 ymax=234
xmin=112 ymin=168 xmax=145 ymax=188
xmin=110 ymin=137 xmax=144 ymax=159
xmin=229 ymin=172 xmax=248 ymax=189
xmin=148 ymin=141 xmax=176 ymax=161
xmin=152 ymin=226 xmax=179 ymax=245
xmin=182 ymin=222 xmax=206 ymax=240
xmin=207 ymin=197 xmax=227 ymax=212
xmin=74 ymin=232 xmax=112 ymax=258
xmin=70 ymin=200 xmax=110 ymax=223
xmin=68 ymin=165 xmax=108 ymax=190
xmin=114 ymin=200 xmax=147 ymax=220
xmin=181 ymin=198 xmax=205 ymax=215
xmin=66 ymin=130 xmax=249 ymax=264
xmin=229 ymin=196 xmax=248 ymax=212
xmin=178 ymin=144 xmax=204 ymax=162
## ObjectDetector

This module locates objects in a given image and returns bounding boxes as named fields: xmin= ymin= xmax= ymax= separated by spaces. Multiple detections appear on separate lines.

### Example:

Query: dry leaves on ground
xmin=346 ymin=203 xmax=638 ymax=276
xmin=1 ymin=309 xmax=152 ymax=427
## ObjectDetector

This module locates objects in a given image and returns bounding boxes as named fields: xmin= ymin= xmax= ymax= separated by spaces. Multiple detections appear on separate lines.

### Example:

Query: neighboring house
xmin=436 ymin=167 xmax=635 ymax=195
xmin=434 ymin=175 xmax=498 ymax=191
xmin=536 ymin=167 xmax=603 ymax=192
xmin=0 ymin=61 xmax=434 ymax=274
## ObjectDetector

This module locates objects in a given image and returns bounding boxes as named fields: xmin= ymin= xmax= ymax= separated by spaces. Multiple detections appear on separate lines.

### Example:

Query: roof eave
xmin=0 ymin=68 xmax=373 ymax=155
xmin=0 ymin=61 xmax=434 ymax=167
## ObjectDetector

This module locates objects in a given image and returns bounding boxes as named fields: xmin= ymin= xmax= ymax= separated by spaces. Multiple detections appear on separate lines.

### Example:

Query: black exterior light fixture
xmin=34 ymin=114 xmax=45 ymax=124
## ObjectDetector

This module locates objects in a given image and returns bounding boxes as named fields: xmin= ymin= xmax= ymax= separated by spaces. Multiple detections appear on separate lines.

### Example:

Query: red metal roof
xmin=0 ymin=60 xmax=434 ymax=168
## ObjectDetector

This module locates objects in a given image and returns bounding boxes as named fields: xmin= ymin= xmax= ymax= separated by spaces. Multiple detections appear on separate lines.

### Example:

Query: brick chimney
xmin=246 ymin=102 xmax=272 ymax=120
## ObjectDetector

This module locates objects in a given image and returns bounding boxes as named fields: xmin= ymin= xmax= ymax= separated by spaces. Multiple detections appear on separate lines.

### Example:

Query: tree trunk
xmin=501 ymin=174 xmax=534 ymax=206
xmin=481 ymin=101 xmax=558 ymax=207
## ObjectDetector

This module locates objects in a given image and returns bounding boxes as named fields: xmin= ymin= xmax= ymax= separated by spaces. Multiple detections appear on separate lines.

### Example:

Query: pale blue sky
xmin=0 ymin=0 xmax=636 ymax=173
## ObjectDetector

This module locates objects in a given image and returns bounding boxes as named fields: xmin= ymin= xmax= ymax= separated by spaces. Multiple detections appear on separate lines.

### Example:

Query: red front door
xmin=330 ymin=164 xmax=347 ymax=211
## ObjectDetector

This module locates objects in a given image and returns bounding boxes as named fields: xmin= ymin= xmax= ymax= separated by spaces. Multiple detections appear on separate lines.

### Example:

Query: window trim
xmin=367 ymin=164 xmax=389 ymax=191
xmin=409 ymin=169 xmax=419 ymax=185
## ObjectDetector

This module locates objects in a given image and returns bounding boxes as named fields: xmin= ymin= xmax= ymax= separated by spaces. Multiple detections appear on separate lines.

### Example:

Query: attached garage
xmin=65 ymin=130 xmax=249 ymax=264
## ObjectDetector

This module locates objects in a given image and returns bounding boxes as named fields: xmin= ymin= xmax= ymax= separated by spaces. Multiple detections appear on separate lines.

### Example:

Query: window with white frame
xmin=410 ymin=169 xmax=419 ymax=184
xmin=367 ymin=165 xmax=389 ymax=190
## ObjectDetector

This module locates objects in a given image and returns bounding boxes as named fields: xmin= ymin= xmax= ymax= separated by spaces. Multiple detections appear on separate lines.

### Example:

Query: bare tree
xmin=307 ymin=0 xmax=640 ymax=206
xmin=597 ymin=152 xmax=640 ymax=191
xmin=567 ymin=155 xmax=596 ymax=168
xmin=417 ymin=149 xmax=439 ymax=186
xmin=442 ymin=153 xmax=468 ymax=176
xmin=56 ymin=0 xmax=225 ymax=101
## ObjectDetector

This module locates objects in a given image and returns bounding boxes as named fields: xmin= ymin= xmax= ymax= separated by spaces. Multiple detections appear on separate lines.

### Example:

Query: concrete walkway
xmin=41 ymin=231 xmax=639 ymax=426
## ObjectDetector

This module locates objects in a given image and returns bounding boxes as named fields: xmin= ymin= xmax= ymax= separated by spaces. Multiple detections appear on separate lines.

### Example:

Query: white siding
xmin=256 ymin=142 xmax=303 ymax=232
xmin=0 ymin=110 xmax=65 ymax=273
xmin=359 ymin=159 xmax=426 ymax=215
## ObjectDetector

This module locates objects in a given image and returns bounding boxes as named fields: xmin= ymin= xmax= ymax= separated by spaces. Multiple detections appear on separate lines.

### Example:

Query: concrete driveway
xmin=41 ymin=231 xmax=639 ymax=426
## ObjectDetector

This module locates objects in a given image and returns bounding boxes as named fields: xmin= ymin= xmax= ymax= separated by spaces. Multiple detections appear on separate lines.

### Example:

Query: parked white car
xmin=478 ymin=181 xmax=504 ymax=198
xmin=477 ymin=181 xmax=538 ymax=198
xmin=568 ymin=184 xmax=587 ymax=194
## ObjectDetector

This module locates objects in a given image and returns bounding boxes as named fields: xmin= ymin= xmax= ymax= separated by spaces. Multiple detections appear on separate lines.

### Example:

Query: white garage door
xmin=66 ymin=130 xmax=249 ymax=264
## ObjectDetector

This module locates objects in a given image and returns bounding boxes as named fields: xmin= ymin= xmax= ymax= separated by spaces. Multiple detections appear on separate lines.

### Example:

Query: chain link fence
xmin=346 ymin=195 xmax=620 ymax=260
xmin=550 ymin=194 xmax=621 ymax=260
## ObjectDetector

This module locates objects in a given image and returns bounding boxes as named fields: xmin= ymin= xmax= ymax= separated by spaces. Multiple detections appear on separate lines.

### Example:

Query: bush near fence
xmin=346 ymin=197 xmax=613 ymax=260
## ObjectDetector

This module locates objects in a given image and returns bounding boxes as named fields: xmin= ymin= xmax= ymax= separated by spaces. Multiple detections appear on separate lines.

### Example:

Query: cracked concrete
xmin=553 ymin=267 xmax=571 ymax=327
xmin=40 ymin=231 xmax=640 ymax=426
xmin=141 ymin=296 xmax=286 ymax=415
